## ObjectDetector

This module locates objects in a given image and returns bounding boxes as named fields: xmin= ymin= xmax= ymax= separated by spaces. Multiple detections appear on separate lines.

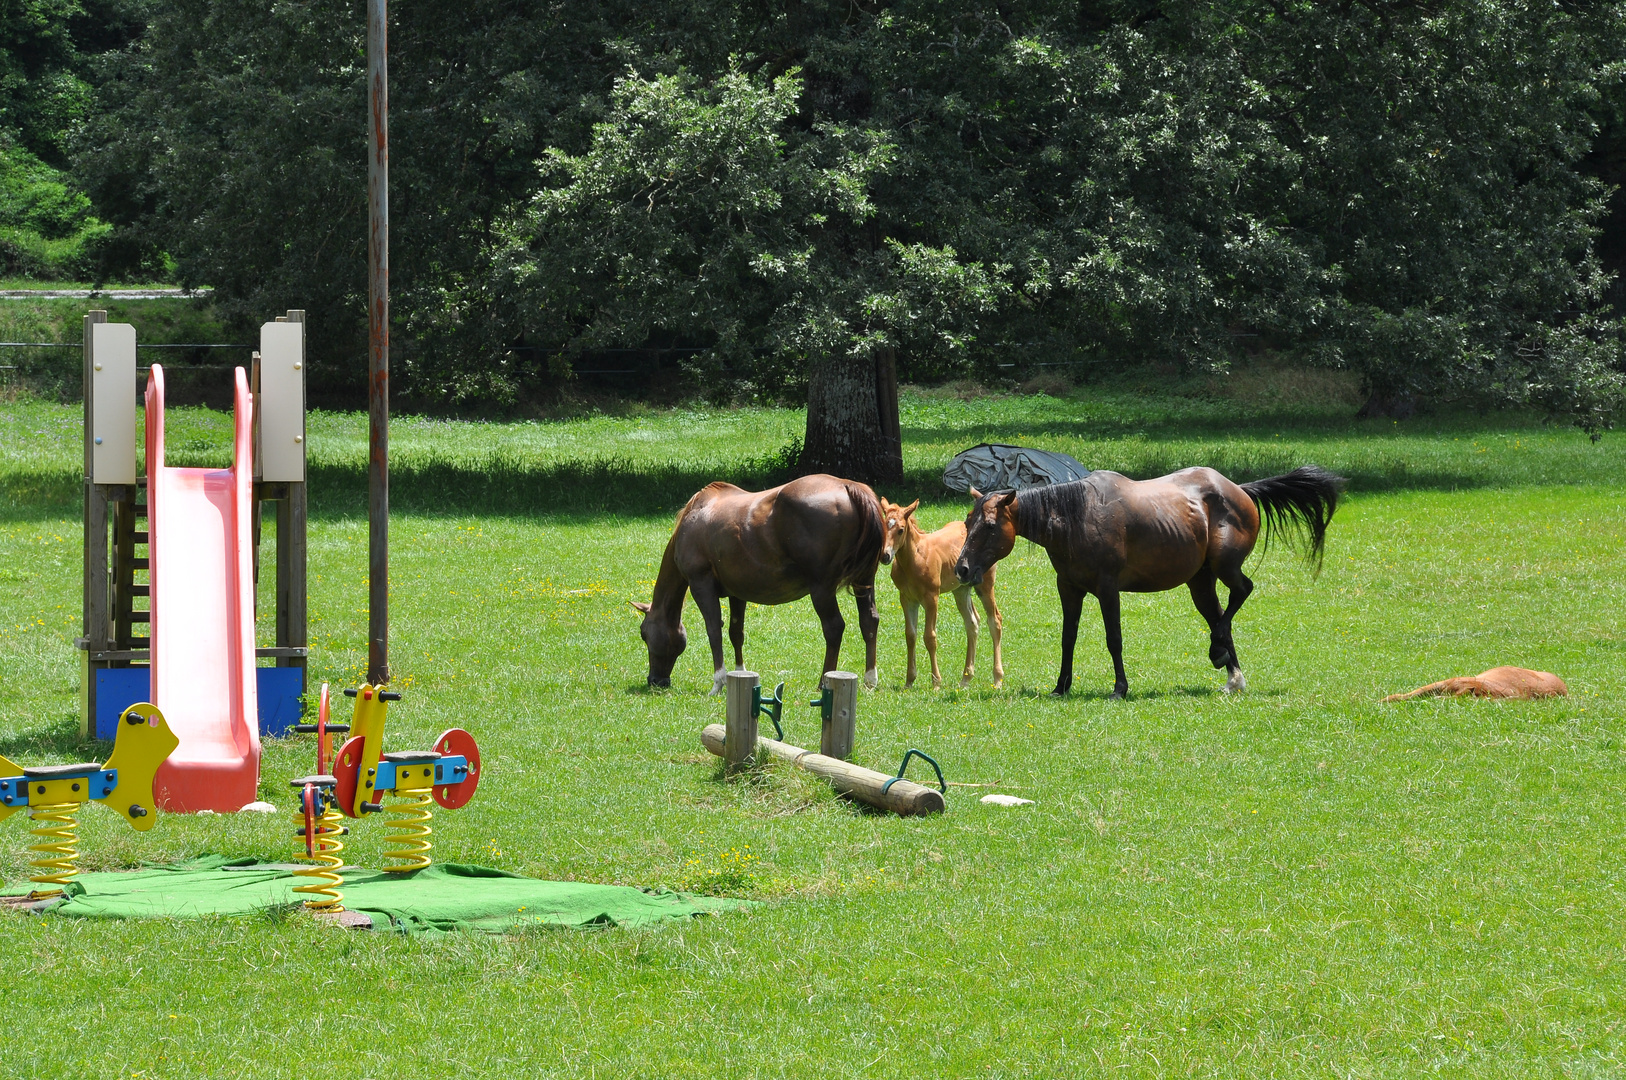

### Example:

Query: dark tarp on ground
xmin=941 ymin=444 xmax=1090 ymax=493
xmin=2 ymin=856 xmax=754 ymax=933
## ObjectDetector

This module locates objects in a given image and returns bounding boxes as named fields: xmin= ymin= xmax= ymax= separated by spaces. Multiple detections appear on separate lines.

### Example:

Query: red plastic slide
xmin=146 ymin=365 xmax=261 ymax=812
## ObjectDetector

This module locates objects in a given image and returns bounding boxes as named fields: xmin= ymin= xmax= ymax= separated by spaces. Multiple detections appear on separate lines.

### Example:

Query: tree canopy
xmin=0 ymin=0 xmax=142 ymax=276
xmin=57 ymin=0 xmax=1626 ymax=431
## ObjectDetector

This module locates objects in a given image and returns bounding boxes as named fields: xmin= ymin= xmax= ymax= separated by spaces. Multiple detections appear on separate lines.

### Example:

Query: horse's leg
xmin=855 ymin=581 xmax=880 ymax=689
xmin=688 ymin=577 xmax=728 ymax=695
xmin=923 ymin=590 xmax=943 ymax=689
xmin=952 ymin=585 xmax=978 ymax=688
xmin=1097 ymin=580 xmax=1129 ymax=699
xmin=728 ymin=595 xmax=747 ymax=671
xmin=1216 ymin=561 xmax=1255 ymax=693
xmin=902 ymin=600 xmax=921 ymax=688
xmin=1186 ymin=568 xmax=1234 ymax=690
xmin=978 ymin=577 xmax=1005 ymax=689
xmin=810 ymin=587 xmax=846 ymax=688
xmin=1053 ymin=579 xmax=1085 ymax=697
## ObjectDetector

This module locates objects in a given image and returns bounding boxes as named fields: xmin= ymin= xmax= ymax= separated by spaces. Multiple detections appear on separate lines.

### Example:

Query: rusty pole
xmin=366 ymin=0 xmax=389 ymax=685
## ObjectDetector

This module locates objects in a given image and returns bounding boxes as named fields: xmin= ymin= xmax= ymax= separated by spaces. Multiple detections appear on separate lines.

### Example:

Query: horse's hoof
xmin=710 ymin=671 xmax=727 ymax=695
xmin=1223 ymin=670 xmax=1247 ymax=694
xmin=1109 ymin=688 xmax=1127 ymax=700
xmin=864 ymin=668 xmax=878 ymax=690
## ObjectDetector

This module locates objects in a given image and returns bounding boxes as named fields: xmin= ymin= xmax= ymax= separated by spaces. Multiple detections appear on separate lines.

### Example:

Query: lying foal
xmin=880 ymin=498 xmax=1004 ymax=688
xmin=1384 ymin=666 xmax=1567 ymax=701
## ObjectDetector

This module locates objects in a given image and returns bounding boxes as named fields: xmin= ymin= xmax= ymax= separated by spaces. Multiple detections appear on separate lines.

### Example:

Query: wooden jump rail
xmin=701 ymin=670 xmax=946 ymax=817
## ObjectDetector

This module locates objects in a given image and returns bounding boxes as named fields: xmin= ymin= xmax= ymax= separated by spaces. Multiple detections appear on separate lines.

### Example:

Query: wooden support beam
xmin=276 ymin=479 xmax=307 ymax=670
xmin=112 ymin=491 xmax=136 ymax=656
xmin=89 ymin=646 xmax=306 ymax=663
xmin=266 ymin=311 xmax=307 ymax=675
xmin=701 ymin=724 xmax=945 ymax=816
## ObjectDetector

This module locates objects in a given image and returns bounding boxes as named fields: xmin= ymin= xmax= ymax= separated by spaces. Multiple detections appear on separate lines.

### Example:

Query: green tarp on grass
xmin=2 ymin=856 xmax=754 ymax=933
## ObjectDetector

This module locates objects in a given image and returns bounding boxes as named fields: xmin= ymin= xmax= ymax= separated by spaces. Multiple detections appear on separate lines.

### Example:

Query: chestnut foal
xmin=880 ymin=498 xmax=1004 ymax=688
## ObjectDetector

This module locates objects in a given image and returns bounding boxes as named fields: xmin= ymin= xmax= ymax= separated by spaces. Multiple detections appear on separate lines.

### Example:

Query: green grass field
xmin=2 ymin=382 xmax=1623 ymax=1077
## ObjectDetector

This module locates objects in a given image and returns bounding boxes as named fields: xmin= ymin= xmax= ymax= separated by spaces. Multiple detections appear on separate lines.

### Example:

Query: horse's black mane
xmin=1015 ymin=479 xmax=1090 ymax=541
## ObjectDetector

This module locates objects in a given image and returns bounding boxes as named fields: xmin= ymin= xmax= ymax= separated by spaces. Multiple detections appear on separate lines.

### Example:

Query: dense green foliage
xmin=0 ymin=0 xmax=142 ymax=277
xmin=38 ymin=1 xmax=1626 ymax=427
xmin=0 ymin=138 xmax=107 ymax=275
xmin=4 ymin=388 xmax=1625 ymax=1074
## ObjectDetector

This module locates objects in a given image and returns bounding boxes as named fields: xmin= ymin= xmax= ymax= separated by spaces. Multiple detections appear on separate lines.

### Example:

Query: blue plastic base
xmin=94 ymin=667 xmax=305 ymax=741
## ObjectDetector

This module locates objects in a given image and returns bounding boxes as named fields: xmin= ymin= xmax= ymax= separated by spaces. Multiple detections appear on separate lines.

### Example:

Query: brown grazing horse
xmin=1384 ymin=666 xmax=1567 ymax=701
xmin=956 ymin=465 xmax=1344 ymax=698
xmin=879 ymin=498 xmax=1004 ymax=689
xmin=633 ymin=474 xmax=884 ymax=692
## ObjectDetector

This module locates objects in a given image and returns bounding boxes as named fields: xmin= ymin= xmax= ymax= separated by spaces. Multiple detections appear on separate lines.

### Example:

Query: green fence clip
xmin=808 ymin=686 xmax=832 ymax=723
xmin=753 ymin=682 xmax=786 ymax=740
xmin=881 ymin=749 xmax=947 ymax=795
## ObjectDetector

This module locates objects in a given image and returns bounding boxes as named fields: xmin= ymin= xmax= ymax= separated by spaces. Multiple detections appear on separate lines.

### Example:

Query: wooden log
xmin=723 ymin=670 xmax=759 ymax=772
xmin=701 ymin=724 xmax=944 ymax=816
xmin=820 ymin=670 xmax=858 ymax=760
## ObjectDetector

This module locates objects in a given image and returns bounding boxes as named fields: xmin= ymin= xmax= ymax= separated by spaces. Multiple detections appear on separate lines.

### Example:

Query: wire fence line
xmin=0 ymin=341 xmax=252 ymax=349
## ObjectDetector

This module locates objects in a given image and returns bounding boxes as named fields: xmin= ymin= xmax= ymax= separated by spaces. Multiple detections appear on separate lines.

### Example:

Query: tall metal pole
xmin=366 ymin=0 xmax=390 ymax=685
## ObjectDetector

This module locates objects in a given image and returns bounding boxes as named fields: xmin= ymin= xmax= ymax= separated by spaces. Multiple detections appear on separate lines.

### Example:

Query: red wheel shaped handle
xmin=332 ymin=735 xmax=367 ymax=819
xmin=432 ymin=728 xmax=481 ymax=809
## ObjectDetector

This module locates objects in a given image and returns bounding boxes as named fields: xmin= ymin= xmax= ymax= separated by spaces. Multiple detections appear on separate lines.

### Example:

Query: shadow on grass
xmin=2 ymin=411 xmax=1610 ymax=524
xmin=0 ymin=716 xmax=101 ymax=762
xmin=1008 ymin=683 xmax=1289 ymax=702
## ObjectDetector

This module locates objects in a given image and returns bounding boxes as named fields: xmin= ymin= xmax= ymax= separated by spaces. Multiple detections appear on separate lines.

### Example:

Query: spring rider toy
xmin=288 ymin=683 xmax=481 ymax=912
xmin=1 ymin=702 xmax=177 ymax=898
xmin=287 ymin=683 xmax=351 ymax=912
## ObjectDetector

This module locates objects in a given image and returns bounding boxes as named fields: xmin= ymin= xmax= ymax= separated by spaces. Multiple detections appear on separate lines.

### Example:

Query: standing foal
xmin=880 ymin=498 xmax=1004 ymax=688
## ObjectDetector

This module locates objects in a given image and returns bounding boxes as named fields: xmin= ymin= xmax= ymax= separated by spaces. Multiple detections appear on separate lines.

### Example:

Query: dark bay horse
xmin=633 ymin=474 xmax=885 ymax=692
xmin=955 ymin=465 xmax=1343 ymax=698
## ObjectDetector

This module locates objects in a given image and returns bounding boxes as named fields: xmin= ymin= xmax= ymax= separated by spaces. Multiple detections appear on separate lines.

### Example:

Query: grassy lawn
xmin=1 ymin=381 xmax=1623 ymax=1077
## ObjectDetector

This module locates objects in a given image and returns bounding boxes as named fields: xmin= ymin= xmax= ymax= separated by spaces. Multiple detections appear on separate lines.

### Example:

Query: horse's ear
xmin=993 ymin=491 xmax=1018 ymax=513
xmin=968 ymin=487 xmax=983 ymax=501
xmin=629 ymin=600 xmax=651 ymax=614
xmin=903 ymin=499 xmax=919 ymax=518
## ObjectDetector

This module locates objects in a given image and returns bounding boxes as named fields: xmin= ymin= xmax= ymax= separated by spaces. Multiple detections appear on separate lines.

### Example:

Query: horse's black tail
xmin=835 ymin=481 xmax=886 ymax=589
xmin=1241 ymin=464 xmax=1346 ymax=575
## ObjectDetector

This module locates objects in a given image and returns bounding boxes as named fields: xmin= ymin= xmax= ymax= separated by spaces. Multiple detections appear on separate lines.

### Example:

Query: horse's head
xmin=956 ymin=487 xmax=1017 ymax=585
xmin=630 ymin=600 xmax=686 ymax=688
xmin=878 ymin=497 xmax=919 ymax=566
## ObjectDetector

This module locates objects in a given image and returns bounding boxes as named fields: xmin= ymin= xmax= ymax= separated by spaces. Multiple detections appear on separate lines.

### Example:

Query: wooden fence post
xmin=724 ymin=670 xmax=759 ymax=772
xmin=821 ymin=670 xmax=858 ymax=760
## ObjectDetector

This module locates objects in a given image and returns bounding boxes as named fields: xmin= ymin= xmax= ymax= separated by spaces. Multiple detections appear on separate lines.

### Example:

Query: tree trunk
xmin=799 ymin=348 xmax=904 ymax=486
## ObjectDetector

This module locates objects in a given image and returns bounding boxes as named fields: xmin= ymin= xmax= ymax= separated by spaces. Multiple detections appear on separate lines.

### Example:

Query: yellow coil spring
xmin=292 ymin=801 xmax=346 ymax=911
xmin=28 ymin=802 xmax=82 ymax=898
xmin=382 ymin=791 xmax=433 ymax=873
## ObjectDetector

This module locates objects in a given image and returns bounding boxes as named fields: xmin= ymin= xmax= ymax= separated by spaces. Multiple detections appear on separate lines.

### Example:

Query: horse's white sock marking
xmin=711 ymin=668 xmax=727 ymax=695
xmin=864 ymin=666 xmax=878 ymax=690
xmin=1224 ymin=669 xmax=1247 ymax=693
